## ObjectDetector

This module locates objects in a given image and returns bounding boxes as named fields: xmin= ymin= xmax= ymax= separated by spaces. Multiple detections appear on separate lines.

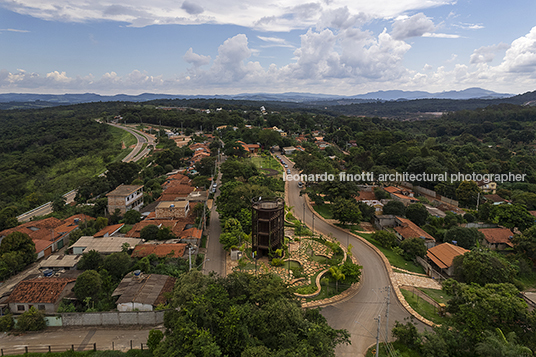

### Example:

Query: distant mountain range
xmin=0 ymin=87 xmax=514 ymax=105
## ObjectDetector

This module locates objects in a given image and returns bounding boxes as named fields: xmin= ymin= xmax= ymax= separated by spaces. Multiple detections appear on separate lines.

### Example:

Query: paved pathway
xmin=393 ymin=273 xmax=441 ymax=290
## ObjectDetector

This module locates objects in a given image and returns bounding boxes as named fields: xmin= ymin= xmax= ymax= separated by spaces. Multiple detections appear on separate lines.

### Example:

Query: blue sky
xmin=1 ymin=0 xmax=535 ymax=95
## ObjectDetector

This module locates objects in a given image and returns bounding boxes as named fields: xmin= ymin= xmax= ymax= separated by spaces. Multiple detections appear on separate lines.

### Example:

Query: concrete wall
xmin=61 ymin=310 xmax=166 ymax=326
xmin=440 ymin=196 xmax=459 ymax=207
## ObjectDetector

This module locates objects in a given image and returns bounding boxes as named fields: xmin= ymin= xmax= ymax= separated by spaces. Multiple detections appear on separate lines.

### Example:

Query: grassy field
xmin=401 ymin=289 xmax=450 ymax=325
xmin=250 ymin=154 xmax=283 ymax=173
xmin=358 ymin=233 xmax=425 ymax=274
xmin=418 ymin=287 xmax=452 ymax=305
xmin=313 ymin=204 xmax=333 ymax=220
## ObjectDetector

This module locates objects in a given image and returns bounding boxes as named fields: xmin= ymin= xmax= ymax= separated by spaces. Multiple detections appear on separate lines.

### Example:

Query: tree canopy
xmin=153 ymin=271 xmax=350 ymax=357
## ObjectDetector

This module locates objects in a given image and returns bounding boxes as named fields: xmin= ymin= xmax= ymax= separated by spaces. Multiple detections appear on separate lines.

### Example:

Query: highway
xmin=282 ymin=154 xmax=426 ymax=357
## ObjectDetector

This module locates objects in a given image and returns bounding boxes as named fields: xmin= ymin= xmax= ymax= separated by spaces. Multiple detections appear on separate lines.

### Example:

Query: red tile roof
xmin=355 ymin=191 xmax=377 ymax=201
xmin=395 ymin=217 xmax=435 ymax=241
xmin=427 ymin=243 xmax=469 ymax=269
xmin=5 ymin=278 xmax=75 ymax=304
xmin=131 ymin=243 xmax=187 ymax=258
xmin=95 ymin=224 xmax=125 ymax=238
xmin=180 ymin=227 xmax=202 ymax=239
xmin=479 ymin=228 xmax=514 ymax=247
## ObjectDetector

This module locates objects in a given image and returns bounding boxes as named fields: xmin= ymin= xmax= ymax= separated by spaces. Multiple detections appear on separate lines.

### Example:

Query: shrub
xmin=16 ymin=306 xmax=46 ymax=331
xmin=0 ymin=314 xmax=14 ymax=332
xmin=372 ymin=231 xmax=398 ymax=249
xmin=147 ymin=329 xmax=164 ymax=351
xmin=271 ymin=258 xmax=284 ymax=267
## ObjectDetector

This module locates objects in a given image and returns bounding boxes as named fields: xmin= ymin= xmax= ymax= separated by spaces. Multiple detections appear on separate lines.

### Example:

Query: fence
xmin=61 ymin=310 xmax=166 ymax=327
xmin=0 ymin=342 xmax=148 ymax=356
xmin=416 ymin=256 xmax=447 ymax=281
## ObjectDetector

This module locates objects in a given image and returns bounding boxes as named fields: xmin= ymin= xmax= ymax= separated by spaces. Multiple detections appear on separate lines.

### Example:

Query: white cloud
xmin=2 ymin=0 xmax=455 ymax=31
xmin=470 ymin=43 xmax=509 ymax=64
xmin=497 ymin=26 xmax=536 ymax=73
xmin=183 ymin=48 xmax=211 ymax=67
xmin=391 ymin=13 xmax=435 ymax=40
xmin=257 ymin=36 xmax=295 ymax=48
xmin=0 ymin=28 xmax=30 ymax=33
xmin=422 ymin=33 xmax=460 ymax=38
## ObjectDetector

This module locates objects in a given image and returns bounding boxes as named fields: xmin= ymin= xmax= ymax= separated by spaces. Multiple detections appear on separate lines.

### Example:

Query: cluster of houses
xmin=357 ymin=184 xmax=527 ymax=279
xmin=0 ymin=170 xmax=208 ymax=315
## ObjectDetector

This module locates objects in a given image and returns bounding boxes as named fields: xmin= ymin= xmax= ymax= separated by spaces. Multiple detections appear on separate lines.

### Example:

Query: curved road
xmin=17 ymin=123 xmax=153 ymax=222
xmin=283 ymin=155 xmax=426 ymax=357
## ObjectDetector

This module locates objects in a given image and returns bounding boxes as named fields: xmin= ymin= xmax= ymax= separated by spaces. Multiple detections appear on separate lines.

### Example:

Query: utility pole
xmin=385 ymin=286 xmax=391 ymax=345
xmin=375 ymin=315 xmax=381 ymax=357
xmin=188 ymin=246 xmax=192 ymax=271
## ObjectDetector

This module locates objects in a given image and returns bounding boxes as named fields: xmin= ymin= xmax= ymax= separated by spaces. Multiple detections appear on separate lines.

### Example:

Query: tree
xmin=140 ymin=224 xmax=160 ymax=240
xmin=476 ymin=329 xmax=533 ymax=357
xmin=372 ymin=231 xmax=398 ymax=249
xmin=442 ymin=280 xmax=529 ymax=342
xmin=16 ymin=306 xmax=46 ymax=331
xmin=399 ymin=238 xmax=427 ymax=260
xmin=106 ymin=161 xmax=140 ymax=187
xmin=382 ymin=200 xmax=406 ymax=216
xmin=74 ymin=270 xmax=102 ymax=301
xmin=357 ymin=201 xmax=375 ymax=221
xmin=0 ymin=314 xmax=14 ymax=332
xmin=77 ymin=250 xmax=103 ymax=271
xmin=513 ymin=225 xmax=536 ymax=261
xmin=456 ymin=180 xmax=481 ymax=208
xmin=490 ymin=204 xmax=534 ymax=231
xmin=153 ymin=271 xmax=350 ymax=357
xmin=374 ymin=187 xmax=390 ymax=200
xmin=452 ymin=250 xmax=517 ymax=286
xmin=392 ymin=320 xmax=421 ymax=350
xmin=103 ymin=252 xmax=132 ymax=281
xmin=148 ymin=329 xmax=165 ymax=352
xmin=331 ymin=198 xmax=362 ymax=225
xmin=329 ymin=266 xmax=345 ymax=292
xmin=157 ymin=226 xmax=176 ymax=241
xmin=443 ymin=226 xmax=483 ymax=250
xmin=0 ymin=231 xmax=36 ymax=265
xmin=123 ymin=209 xmax=142 ymax=224
xmin=405 ymin=203 xmax=429 ymax=226
xmin=52 ymin=194 xmax=67 ymax=213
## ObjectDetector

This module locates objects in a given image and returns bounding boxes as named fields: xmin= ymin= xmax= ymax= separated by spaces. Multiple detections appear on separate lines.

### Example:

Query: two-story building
xmin=106 ymin=184 xmax=144 ymax=215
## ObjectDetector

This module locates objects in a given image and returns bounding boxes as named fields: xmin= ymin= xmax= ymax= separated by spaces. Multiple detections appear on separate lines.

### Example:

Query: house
xmin=484 ymin=194 xmax=510 ymax=205
xmin=476 ymin=180 xmax=497 ymax=194
xmin=179 ymin=227 xmax=203 ymax=245
xmin=112 ymin=272 xmax=176 ymax=311
xmin=155 ymin=201 xmax=190 ymax=219
xmin=106 ymin=184 xmax=144 ymax=215
xmin=426 ymin=243 xmax=469 ymax=276
xmin=384 ymin=186 xmax=418 ymax=206
xmin=373 ymin=215 xmax=397 ymax=230
xmin=39 ymin=254 xmax=82 ymax=271
xmin=5 ymin=277 xmax=77 ymax=314
xmin=479 ymin=227 xmax=514 ymax=250
xmin=282 ymin=146 xmax=296 ymax=155
xmin=0 ymin=214 xmax=94 ymax=259
xmin=70 ymin=236 xmax=142 ymax=255
xmin=394 ymin=217 xmax=436 ymax=249
xmin=131 ymin=243 xmax=187 ymax=259
xmin=94 ymin=223 xmax=125 ymax=238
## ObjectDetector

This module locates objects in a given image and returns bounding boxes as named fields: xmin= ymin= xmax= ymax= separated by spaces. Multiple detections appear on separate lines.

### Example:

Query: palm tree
xmin=329 ymin=266 xmax=345 ymax=292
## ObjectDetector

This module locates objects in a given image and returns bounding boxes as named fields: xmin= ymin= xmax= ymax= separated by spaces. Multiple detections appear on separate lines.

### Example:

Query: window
xmin=17 ymin=305 xmax=25 ymax=311
xmin=38 ymin=305 xmax=46 ymax=311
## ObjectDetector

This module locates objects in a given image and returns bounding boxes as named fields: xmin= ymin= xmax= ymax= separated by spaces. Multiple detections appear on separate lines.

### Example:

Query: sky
xmin=0 ymin=0 xmax=536 ymax=95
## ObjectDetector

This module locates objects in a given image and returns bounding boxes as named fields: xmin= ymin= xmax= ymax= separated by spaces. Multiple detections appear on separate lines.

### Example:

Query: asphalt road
xmin=203 ymin=167 xmax=226 ymax=276
xmin=0 ymin=326 xmax=154 ymax=353
xmin=282 ymin=154 xmax=427 ymax=357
